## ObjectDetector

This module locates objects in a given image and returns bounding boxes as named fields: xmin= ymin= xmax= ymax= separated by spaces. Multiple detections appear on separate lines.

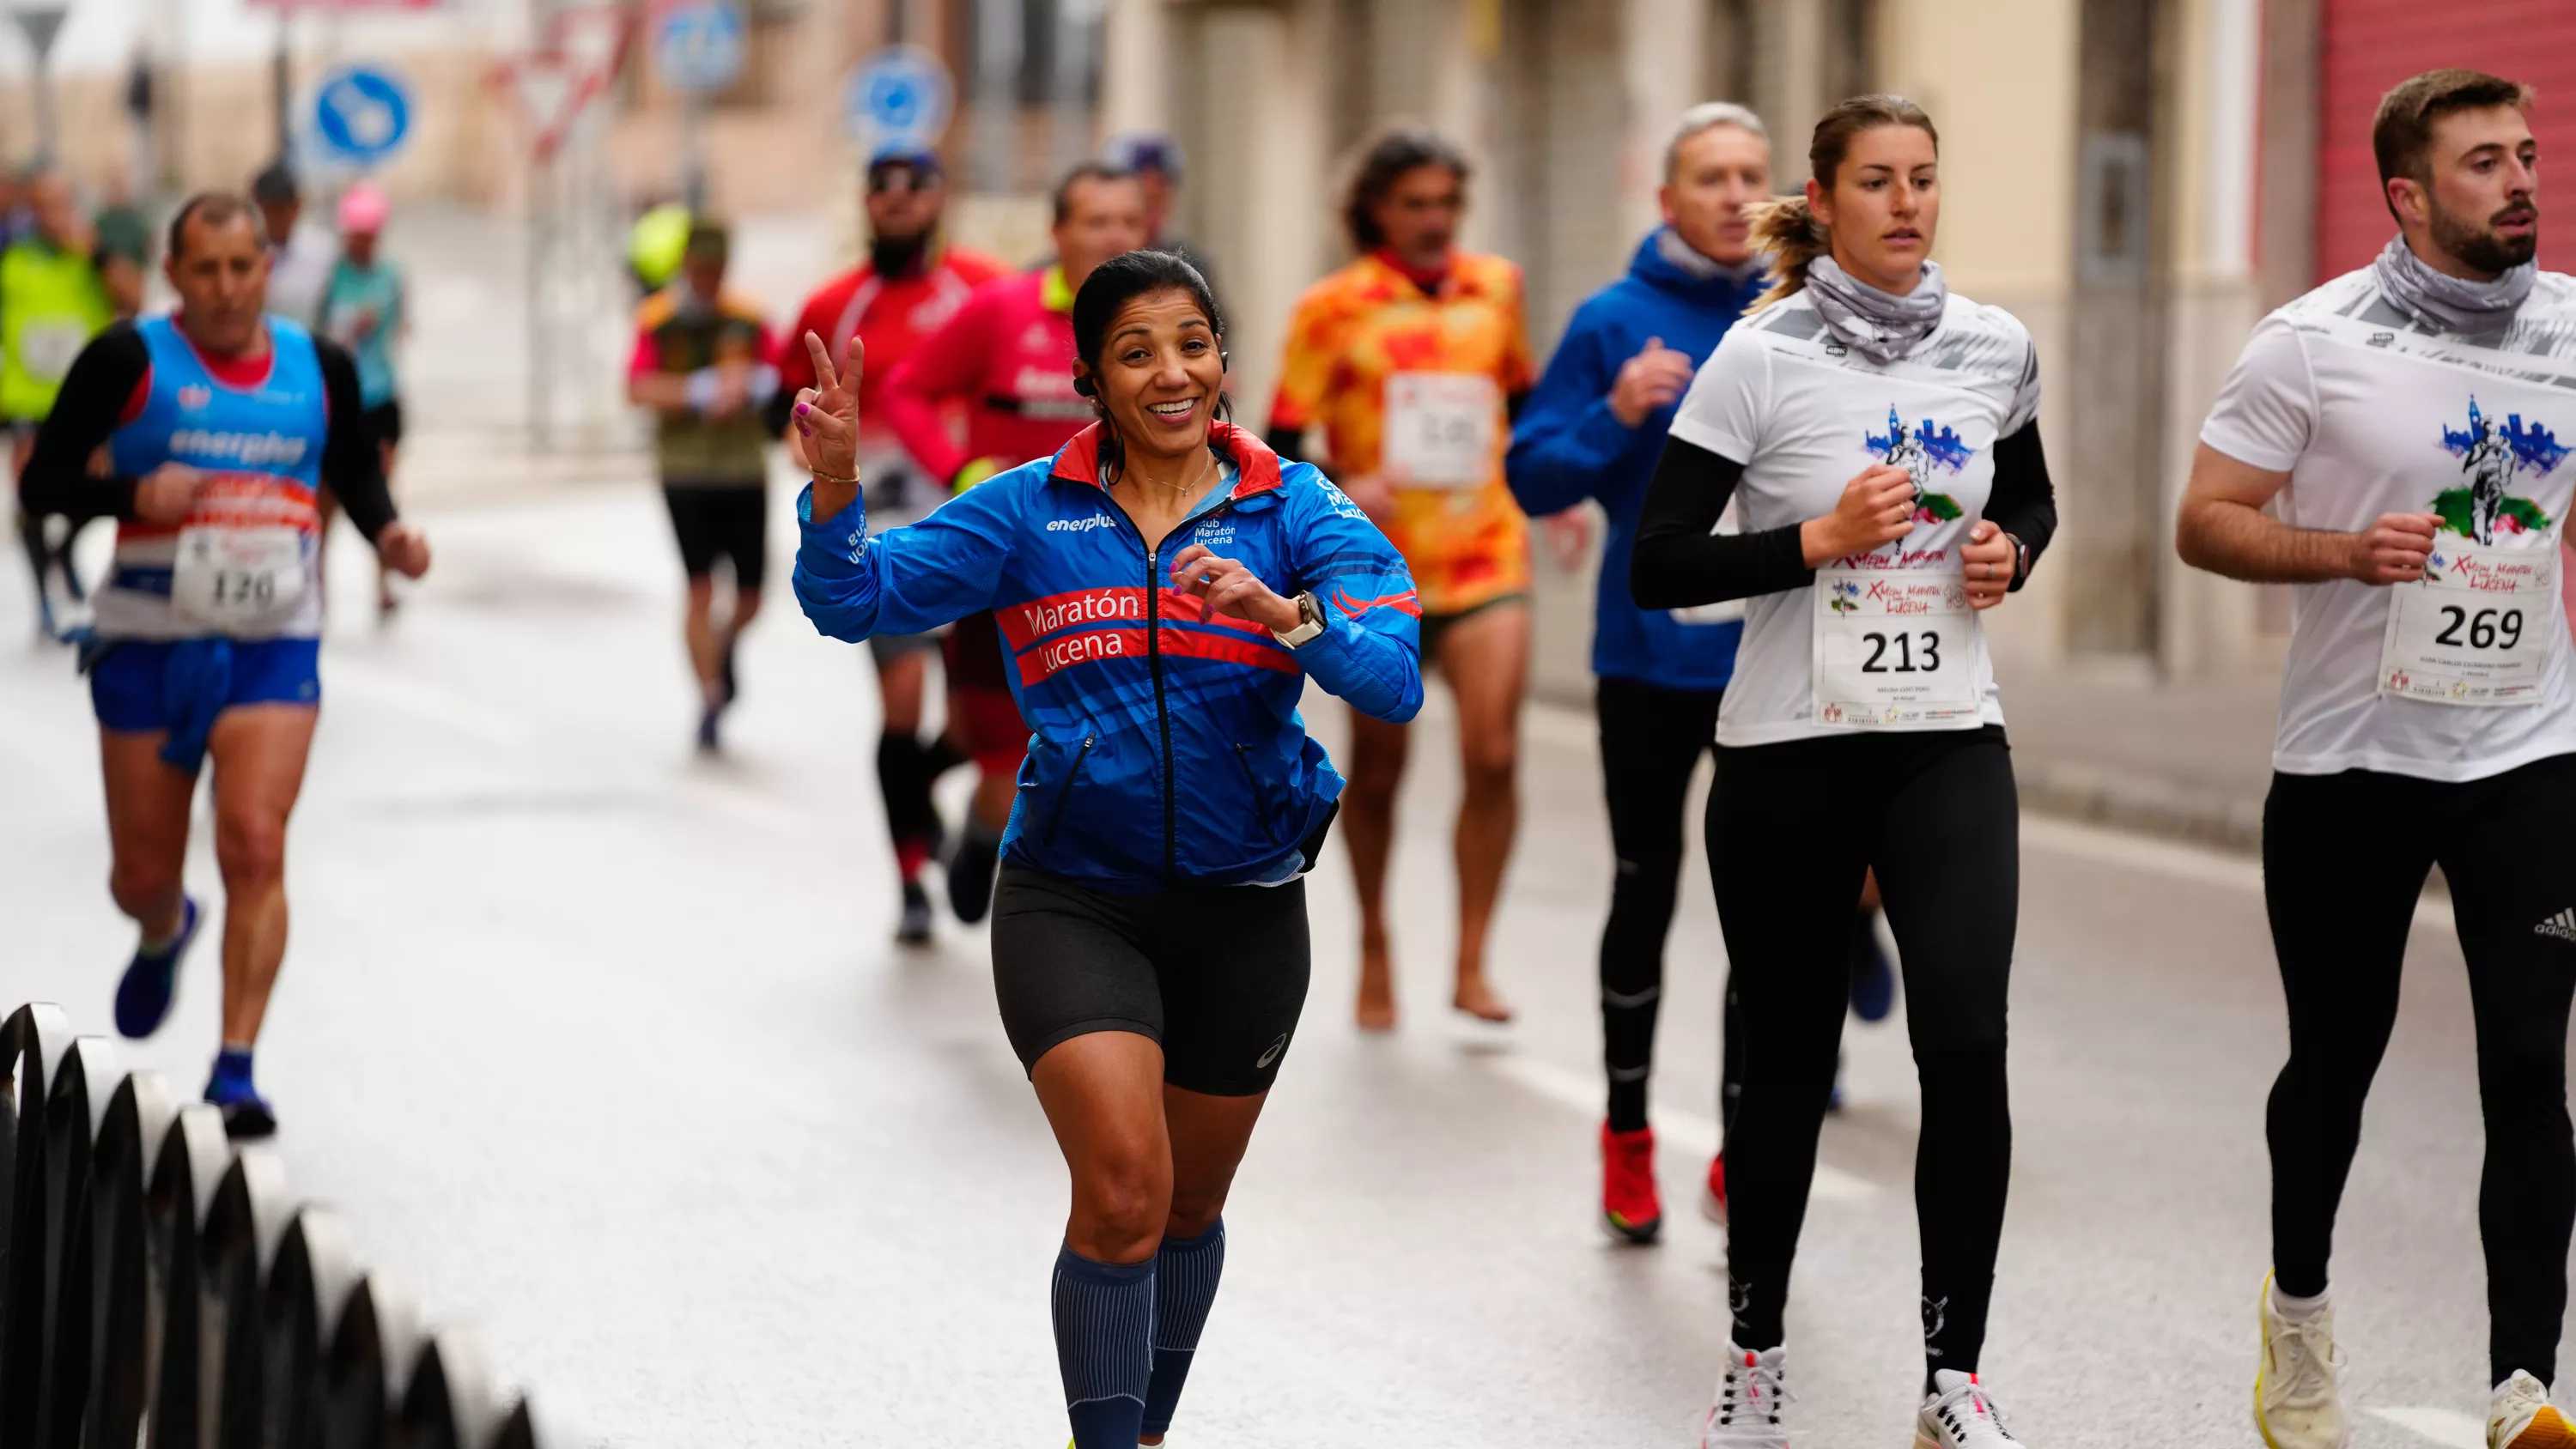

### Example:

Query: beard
xmin=2431 ymin=197 xmax=2539 ymax=274
xmin=870 ymin=231 xmax=932 ymax=278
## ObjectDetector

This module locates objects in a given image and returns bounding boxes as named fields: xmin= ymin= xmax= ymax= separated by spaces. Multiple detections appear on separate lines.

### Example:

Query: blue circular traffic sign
xmin=310 ymin=64 xmax=412 ymax=167
xmin=842 ymin=44 xmax=952 ymax=149
xmin=656 ymin=1 xmax=746 ymax=94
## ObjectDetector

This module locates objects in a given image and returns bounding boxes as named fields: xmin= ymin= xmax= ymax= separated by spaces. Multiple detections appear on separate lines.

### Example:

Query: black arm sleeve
xmin=1629 ymin=434 xmax=1815 ymax=609
xmin=1984 ymin=421 xmax=2057 ymax=591
xmin=315 ymin=339 xmax=396 ymax=543
xmin=17 ymin=324 xmax=149 ymax=524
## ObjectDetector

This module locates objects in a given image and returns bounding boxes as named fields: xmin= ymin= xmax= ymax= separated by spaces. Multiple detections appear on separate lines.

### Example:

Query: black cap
xmin=250 ymin=162 xmax=299 ymax=204
xmin=866 ymin=145 xmax=945 ymax=184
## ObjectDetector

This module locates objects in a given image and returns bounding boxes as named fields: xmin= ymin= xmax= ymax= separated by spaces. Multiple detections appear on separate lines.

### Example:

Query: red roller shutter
xmin=2316 ymin=0 xmax=2576 ymax=282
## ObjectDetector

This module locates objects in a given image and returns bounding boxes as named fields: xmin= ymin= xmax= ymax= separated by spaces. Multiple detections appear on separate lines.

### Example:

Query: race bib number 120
xmin=171 ymin=526 xmax=307 ymax=633
xmin=1812 ymin=567 xmax=1982 ymax=730
xmin=1382 ymin=373 xmax=1498 ymax=488
xmin=2379 ymin=541 xmax=2561 ymax=706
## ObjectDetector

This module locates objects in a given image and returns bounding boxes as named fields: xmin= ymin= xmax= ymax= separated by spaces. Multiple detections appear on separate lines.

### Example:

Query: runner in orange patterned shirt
xmin=1268 ymin=125 xmax=1535 ymax=1030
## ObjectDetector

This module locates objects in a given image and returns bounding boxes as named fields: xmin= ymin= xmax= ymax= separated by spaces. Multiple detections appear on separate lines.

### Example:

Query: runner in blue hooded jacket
xmin=790 ymin=249 xmax=1420 ymax=1449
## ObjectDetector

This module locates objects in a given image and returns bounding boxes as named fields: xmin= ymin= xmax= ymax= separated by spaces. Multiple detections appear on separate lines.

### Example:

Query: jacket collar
xmin=1048 ymin=420 xmax=1285 ymax=500
xmin=1629 ymin=229 xmax=1767 ymax=308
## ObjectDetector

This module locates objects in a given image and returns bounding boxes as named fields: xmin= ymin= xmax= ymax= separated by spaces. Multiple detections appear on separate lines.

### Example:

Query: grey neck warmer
xmin=1804 ymin=255 xmax=1947 ymax=364
xmin=2372 ymin=233 xmax=2534 ymax=334
xmin=1656 ymin=227 xmax=1767 ymax=288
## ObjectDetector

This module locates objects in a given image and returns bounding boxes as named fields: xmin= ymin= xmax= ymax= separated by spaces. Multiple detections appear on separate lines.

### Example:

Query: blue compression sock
xmin=1052 ymin=1246 xmax=1154 ymax=1447
xmin=1142 ymin=1219 xmax=1227 ymax=1436
xmin=210 ymin=1046 xmax=255 ymax=1093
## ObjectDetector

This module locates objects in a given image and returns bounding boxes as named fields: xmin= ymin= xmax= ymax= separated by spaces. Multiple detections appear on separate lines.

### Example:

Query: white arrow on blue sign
xmin=310 ymin=64 xmax=414 ymax=167
xmin=841 ymin=44 xmax=952 ymax=149
xmin=656 ymin=0 xmax=747 ymax=95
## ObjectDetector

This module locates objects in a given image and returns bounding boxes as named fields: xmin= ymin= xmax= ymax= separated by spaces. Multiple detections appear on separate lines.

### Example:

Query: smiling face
xmin=2398 ymin=105 xmax=2540 ymax=276
xmin=1085 ymin=288 xmax=1225 ymax=470
xmin=1810 ymin=123 xmax=1941 ymax=294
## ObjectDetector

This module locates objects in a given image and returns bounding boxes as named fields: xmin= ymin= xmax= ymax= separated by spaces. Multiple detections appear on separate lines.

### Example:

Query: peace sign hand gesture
xmin=793 ymin=330 xmax=866 ymax=518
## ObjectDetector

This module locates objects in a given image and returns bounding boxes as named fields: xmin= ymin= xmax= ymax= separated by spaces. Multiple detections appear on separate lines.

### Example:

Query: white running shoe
xmin=1913 ymin=1369 xmax=2025 ymax=1447
xmin=2488 ymin=1370 xmax=2576 ymax=1448
xmin=1700 ymin=1343 xmax=1792 ymax=1447
xmin=2255 ymin=1273 xmax=2349 ymax=1449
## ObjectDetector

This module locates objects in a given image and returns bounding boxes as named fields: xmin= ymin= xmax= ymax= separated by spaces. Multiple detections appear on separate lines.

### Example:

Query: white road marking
xmin=2368 ymin=1404 xmax=2485 ymax=1448
xmin=2020 ymin=811 xmax=2457 ymax=935
xmin=1479 ymin=1051 xmax=1880 ymax=1202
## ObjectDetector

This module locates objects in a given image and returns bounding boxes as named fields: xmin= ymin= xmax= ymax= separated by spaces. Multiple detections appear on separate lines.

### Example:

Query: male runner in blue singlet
xmin=18 ymin=191 xmax=431 ymax=1137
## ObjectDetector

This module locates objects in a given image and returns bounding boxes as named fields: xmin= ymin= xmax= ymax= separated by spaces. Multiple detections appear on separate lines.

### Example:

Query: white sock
xmin=2271 ymin=1283 xmax=2330 ymax=1322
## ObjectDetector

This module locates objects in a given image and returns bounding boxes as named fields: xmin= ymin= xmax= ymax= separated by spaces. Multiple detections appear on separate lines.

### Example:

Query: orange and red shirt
xmin=1270 ymin=249 xmax=1537 ymax=615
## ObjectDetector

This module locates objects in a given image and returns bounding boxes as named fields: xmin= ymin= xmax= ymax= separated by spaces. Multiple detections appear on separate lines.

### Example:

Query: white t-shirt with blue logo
xmin=2200 ymin=266 xmax=2576 ymax=783
xmin=1666 ymin=289 xmax=2042 ymax=746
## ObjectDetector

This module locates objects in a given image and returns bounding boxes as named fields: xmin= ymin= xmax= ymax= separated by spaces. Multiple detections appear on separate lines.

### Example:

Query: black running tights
xmin=1598 ymin=677 xmax=1725 ymax=1133
xmin=2263 ymin=755 xmax=2576 ymax=1386
xmin=1708 ymin=728 xmax=2017 ymax=1381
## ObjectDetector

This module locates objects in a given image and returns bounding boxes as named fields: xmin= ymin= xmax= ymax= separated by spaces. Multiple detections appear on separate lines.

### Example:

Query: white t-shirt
xmin=265 ymin=224 xmax=337 ymax=330
xmin=1666 ymin=289 xmax=2042 ymax=746
xmin=2199 ymin=266 xmax=2576 ymax=783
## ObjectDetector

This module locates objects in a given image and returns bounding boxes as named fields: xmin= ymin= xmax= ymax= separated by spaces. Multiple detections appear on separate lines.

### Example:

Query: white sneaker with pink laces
xmin=1700 ymin=1343 xmax=1792 ymax=1447
xmin=1914 ymin=1369 xmax=2026 ymax=1448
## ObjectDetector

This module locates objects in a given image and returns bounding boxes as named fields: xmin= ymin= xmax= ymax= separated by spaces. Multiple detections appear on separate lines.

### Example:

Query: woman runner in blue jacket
xmin=792 ymin=250 xmax=1422 ymax=1448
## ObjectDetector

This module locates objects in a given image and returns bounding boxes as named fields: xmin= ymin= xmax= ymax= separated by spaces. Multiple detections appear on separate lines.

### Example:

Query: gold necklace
xmin=1119 ymin=445 xmax=1214 ymax=496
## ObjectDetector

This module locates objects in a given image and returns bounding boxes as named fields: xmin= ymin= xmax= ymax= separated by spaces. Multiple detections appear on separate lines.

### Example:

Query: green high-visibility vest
xmin=0 ymin=239 xmax=113 ymax=421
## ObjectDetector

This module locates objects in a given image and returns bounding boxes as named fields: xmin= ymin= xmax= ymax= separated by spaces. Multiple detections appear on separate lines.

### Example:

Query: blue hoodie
xmin=1507 ymin=230 xmax=1766 ymax=693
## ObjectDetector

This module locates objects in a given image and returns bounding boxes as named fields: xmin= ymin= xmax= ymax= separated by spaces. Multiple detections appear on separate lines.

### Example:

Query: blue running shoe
xmin=114 ymin=894 xmax=201 ymax=1040
xmin=205 ymin=1050 xmax=276 ymax=1139
xmin=1849 ymin=907 xmax=1897 ymax=1023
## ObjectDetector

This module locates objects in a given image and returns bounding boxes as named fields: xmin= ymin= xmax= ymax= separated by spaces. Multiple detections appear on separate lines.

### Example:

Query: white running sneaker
xmin=1700 ymin=1343 xmax=1792 ymax=1447
xmin=1913 ymin=1369 xmax=2025 ymax=1447
xmin=2255 ymin=1273 xmax=2349 ymax=1449
xmin=2488 ymin=1370 xmax=2576 ymax=1448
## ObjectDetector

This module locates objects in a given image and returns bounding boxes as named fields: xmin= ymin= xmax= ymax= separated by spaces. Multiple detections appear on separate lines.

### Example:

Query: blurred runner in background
xmin=629 ymin=220 xmax=782 ymax=752
xmin=317 ymin=181 xmax=409 ymax=619
xmin=5 ymin=171 xmax=118 ymax=640
xmin=1509 ymin=100 xmax=1774 ymax=1243
xmin=1103 ymin=130 xmax=1218 ymax=304
xmin=21 ymin=191 xmax=431 ymax=1137
xmin=251 ymin=163 xmax=334 ymax=330
xmin=1270 ymin=125 xmax=1534 ymax=1030
xmin=878 ymin=162 xmax=1147 ymax=926
xmin=775 ymin=146 xmax=1007 ymax=943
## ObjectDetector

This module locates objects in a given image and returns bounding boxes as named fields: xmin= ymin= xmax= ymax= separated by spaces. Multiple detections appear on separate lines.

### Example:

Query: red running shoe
xmin=1702 ymin=1152 xmax=1728 ymax=1226
xmin=1601 ymin=1123 xmax=1662 ymax=1243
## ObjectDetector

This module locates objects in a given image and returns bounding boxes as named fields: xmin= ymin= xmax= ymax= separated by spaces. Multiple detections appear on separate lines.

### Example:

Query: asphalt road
xmin=0 ymin=474 xmax=2549 ymax=1448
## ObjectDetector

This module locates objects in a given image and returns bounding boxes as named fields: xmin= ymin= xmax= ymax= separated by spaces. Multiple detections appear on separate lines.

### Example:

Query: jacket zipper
xmin=1042 ymin=733 xmax=1097 ymax=846
xmin=1097 ymin=489 xmax=1247 ymax=886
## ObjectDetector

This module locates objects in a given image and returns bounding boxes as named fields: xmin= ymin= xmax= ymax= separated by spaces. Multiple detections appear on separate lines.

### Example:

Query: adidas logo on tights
xmin=2540 ymin=909 xmax=2576 ymax=945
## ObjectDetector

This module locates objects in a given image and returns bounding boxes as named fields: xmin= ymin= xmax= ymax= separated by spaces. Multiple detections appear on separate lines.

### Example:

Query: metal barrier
xmin=0 ymin=1002 xmax=580 ymax=1449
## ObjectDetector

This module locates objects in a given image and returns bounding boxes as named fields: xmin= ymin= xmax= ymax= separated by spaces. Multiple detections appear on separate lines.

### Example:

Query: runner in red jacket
xmin=876 ymin=160 xmax=1147 ymax=925
xmin=775 ymin=146 xmax=1008 ymax=943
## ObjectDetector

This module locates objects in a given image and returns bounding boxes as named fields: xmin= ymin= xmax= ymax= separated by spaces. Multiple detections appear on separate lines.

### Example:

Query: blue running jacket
xmin=796 ymin=421 xmax=1424 ymax=893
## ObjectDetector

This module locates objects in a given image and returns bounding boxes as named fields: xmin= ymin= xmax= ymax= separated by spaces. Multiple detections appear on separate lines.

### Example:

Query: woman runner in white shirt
xmin=1631 ymin=94 xmax=2056 ymax=1449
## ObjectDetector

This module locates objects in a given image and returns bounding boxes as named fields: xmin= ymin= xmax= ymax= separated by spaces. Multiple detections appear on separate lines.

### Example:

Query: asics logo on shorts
xmin=1256 ymin=1034 xmax=1288 ymax=1069
xmin=2538 ymin=908 xmax=2576 ymax=945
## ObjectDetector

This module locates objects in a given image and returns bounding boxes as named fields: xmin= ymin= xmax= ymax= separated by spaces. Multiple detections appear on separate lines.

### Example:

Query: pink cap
xmin=337 ymin=182 xmax=391 ymax=234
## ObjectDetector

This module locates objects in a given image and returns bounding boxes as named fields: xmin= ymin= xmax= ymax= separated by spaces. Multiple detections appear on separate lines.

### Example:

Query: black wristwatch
xmin=2004 ymin=533 xmax=2030 ymax=588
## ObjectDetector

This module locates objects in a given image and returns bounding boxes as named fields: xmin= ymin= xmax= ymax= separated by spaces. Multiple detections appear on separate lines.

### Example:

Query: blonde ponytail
xmin=1747 ymin=195 xmax=1828 ymax=310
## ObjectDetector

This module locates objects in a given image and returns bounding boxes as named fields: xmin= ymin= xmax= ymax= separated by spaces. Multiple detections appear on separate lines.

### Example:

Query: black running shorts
xmin=661 ymin=481 xmax=769 ymax=591
xmin=991 ymin=864 xmax=1313 ymax=1096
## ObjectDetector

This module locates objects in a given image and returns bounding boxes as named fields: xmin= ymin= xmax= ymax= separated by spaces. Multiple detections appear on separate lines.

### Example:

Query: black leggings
xmin=2263 ymin=755 xmax=2576 ymax=1386
xmin=1597 ymin=678 xmax=1724 ymax=1133
xmin=1708 ymin=727 xmax=2017 ymax=1380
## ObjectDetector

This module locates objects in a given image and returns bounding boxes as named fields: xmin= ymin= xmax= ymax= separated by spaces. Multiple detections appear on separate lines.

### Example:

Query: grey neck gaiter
xmin=2372 ymin=233 xmax=2535 ymax=334
xmin=1804 ymin=254 xmax=1947 ymax=365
